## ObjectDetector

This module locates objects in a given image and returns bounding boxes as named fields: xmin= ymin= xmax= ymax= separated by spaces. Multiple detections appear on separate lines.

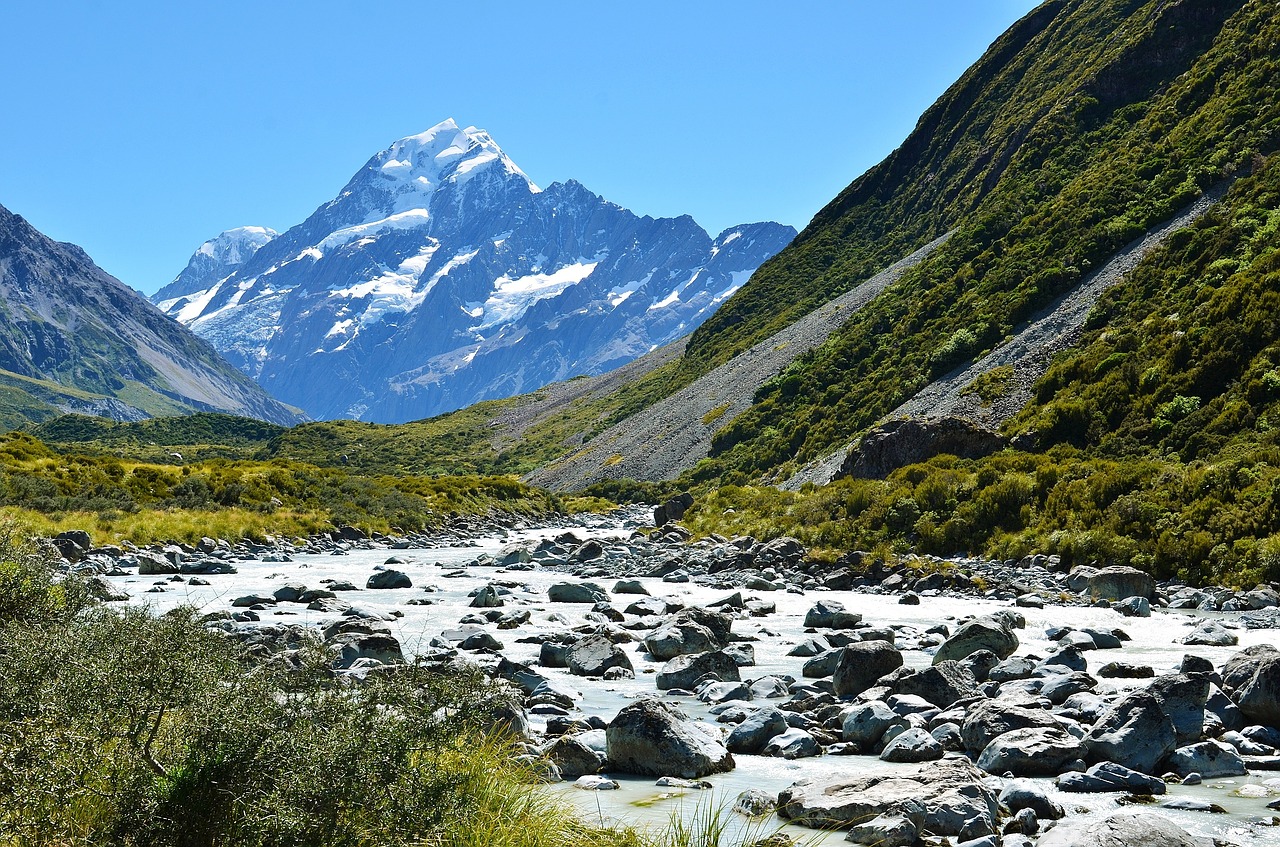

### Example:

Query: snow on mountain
xmin=155 ymin=120 xmax=795 ymax=423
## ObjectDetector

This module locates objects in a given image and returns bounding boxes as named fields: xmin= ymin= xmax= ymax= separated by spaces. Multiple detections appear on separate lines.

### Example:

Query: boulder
xmin=548 ymin=581 xmax=607 ymax=603
xmin=1232 ymin=652 xmax=1280 ymax=726
xmin=801 ymin=649 xmax=842 ymax=679
xmin=613 ymin=579 xmax=649 ymax=595
xmin=726 ymin=708 xmax=789 ymax=754
xmin=777 ymin=758 xmax=999 ymax=839
xmin=135 ymin=551 xmax=179 ymax=575
xmin=656 ymin=650 xmax=740 ymax=691
xmin=605 ymin=698 xmax=734 ymax=778
xmin=1084 ymin=691 xmax=1176 ymax=774
xmin=932 ymin=619 xmax=1018 ymax=664
xmin=803 ymin=599 xmax=862 ymax=629
xmin=469 ymin=585 xmax=504 ymax=608
xmin=842 ymin=701 xmax=900 ymax=752
xmin=999 ymin=780 xmax=1064 ymax=820
xmin=1056 ymin=761 xmax=1166 ymax=794
xmin=1149 ymin=673 xmax=1209 ymax=746
xmin=885 ymin=661 xmax=980 ymax=708
xmin=330 ymin=633 xmax=405 ymax=669
xmin=762 ymin=728 xmax=822 ymax=759
xmin=961 ymin=701 xmax=1062 ymax=755
xmin=832 ymin=641 xmax=904 ymax=698
xmin=1086 ymin=566 xmax=1155 ymax=601
xmin=1036 ymin=811 xmax=1197 ymax=847
xmin=840 ymin=416 xmax=1007 ymax=479
xmin=733 ymin=788 xmax=777 ymax=817
xmin=1165 ymin=740 xmax=1246 ymax=778
xmin=976 ymin=727 xmax=1084 ymax=776
xmin=366 ymin=569 xmax=411 ymax=589
xmin=545 ymin=734 xmax=605 ymax=778
xmin=878 ymin=727 xmax=944 ymax=763
xmin=567 ymin=635 xmax=633 ymax=677
xmin=653 ymin=492 xmax=694 ymax=527
xmin=846 ymin=812 xmax=920 ymax=847
xmin=1182 ymin=620 xmax=1238 ymax=646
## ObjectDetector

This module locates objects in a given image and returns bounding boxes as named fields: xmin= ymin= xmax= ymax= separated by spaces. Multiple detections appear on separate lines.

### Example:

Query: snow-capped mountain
xmin=153 ymin=119 xmax=795 ymax=422
xmin=161 ymin=226 xmax=278 ymax=311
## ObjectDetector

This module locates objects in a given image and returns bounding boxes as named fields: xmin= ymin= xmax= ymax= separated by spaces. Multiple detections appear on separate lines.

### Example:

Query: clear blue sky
xmin=0 ymin=1 xmax=1039 ymax=295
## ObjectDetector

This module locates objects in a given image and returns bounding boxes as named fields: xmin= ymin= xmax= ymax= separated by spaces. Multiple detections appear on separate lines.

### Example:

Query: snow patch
xmin=474 ymin=261 xmax=599 ymax=329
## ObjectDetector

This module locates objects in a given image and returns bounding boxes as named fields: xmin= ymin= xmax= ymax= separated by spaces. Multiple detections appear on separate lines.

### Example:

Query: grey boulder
xmin=605 ymin=698 xmax=734 ymax=778
xmin=832 ymin=640 xmax=903 ymax=698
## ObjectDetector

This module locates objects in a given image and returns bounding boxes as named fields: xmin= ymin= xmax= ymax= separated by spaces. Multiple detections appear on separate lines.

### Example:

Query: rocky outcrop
xmin=839 ymin=417 xmax=1008 ymax=480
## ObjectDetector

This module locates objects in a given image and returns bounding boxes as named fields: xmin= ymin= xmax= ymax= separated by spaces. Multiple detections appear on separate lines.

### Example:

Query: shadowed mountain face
xmin=155 ymin=119 xmax=794 ymax=423
xmin=0 ymin=203 xmax=304 ymax=425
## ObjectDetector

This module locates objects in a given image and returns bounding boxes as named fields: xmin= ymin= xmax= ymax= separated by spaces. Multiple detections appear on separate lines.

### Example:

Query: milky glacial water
xmin=104 ymin=519 xmax=1280 ymax=844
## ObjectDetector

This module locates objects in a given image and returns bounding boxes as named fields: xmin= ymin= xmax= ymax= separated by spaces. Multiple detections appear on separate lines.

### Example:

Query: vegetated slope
xmin=527 ymin=235 xmax=951 ymax=491
xmin=0 ymin=204 xmax=304 ymax=427
xmin=155 ymin=119 xmax=794 ymax=423
xmin=681 ymin=0 xmax=1277 ymax=487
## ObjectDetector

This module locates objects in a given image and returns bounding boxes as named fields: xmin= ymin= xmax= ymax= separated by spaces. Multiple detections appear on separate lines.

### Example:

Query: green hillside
xmin=686 ymin=0 xmax=1278 ymax=484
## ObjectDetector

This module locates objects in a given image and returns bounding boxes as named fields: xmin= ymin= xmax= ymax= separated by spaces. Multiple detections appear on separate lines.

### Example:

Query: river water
xmin=104 ymin=517 xmax=1280 ymax=845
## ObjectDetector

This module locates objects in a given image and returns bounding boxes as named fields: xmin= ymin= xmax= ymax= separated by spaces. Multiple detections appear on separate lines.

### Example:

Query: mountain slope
xmin=155 ymin=119 xmax=794 ymax=422
xmin=0 ymin=204 xmax=304 ymax=426
xmin=535 ymin=0 xmax=1276 ymax=492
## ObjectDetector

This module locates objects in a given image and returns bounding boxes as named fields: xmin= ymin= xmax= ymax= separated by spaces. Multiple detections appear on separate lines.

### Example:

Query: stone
xmin=1230 ymin=652 xmax=1280 ymax=726
xmin=801 ymin=649 xmax=842 ymax=679
xmin=458 ymin=631 xmax=503 ymax=651
xmin=366 ymin=569 xmax=411 ymax=589
xmin=976 ymin=727 xmax=1084 ymax=776
xmin=653 ymin=492 xmax=694 ymax=527
xmin=605 ymin=698 xmax=734 ymax=779
xmin=803 ymin=599 xmax=862 ymax=629
xmin=847 ymin=812 xmax=920 ymax=847
xmin=762 ymin=728 xmax=821 ymax=759
xmin=933 ymin=619 xmax=1018 ymax=664
xmin=733 ymin=788 xmax=777 ymax=817
xmin=1084 ymin=690 xmax=1176 ymax=774
xmin=1113 ymin=596 xmax=1151 ymax=617
xmin=1097 ymin=661 xmax=1155 ymax=679
xmin=960 ymin=700 xmax=1060 ymax=755
xmin=879 ymin=727 xmax=944 ymax=763
xmin=842 ymin=701 xmax=900 ymax=752
xmin=613 ymin=579 xmax=649 ymax=595
xmin=885 ymin=661 xmax=980 ymax=708
xmin=1086 ymin=566 xmax=1155 ymax=601
xmin=777 ymin=758 xmax=999 ymax=839
xmin=567 ymin=635 xmax=633 ymax=677
xmin=1182 ymin=620 xmax=1237 ymax=646
xmin=548 ymin=581 xmax=607 ymax=603
xmin=135 ymin=551 xmax=179 ymax=575
xmin=469 ymin=585 xmax=504 ymax=608
xmin=832 ymin=641 xmax=904 ymax=698
xmin=1056 ymin=761 xmax=1166 ymax=794
xmin=330 ymin=632 xmax=405 ymax=669
xmin=545 ymin=734 xmax=605 ymax=778
xmin=656 ymin=650 xmax=740 ymax=691
xmin=999 ymin=780 xmax=1064 ymax=820
xmin=1036 ymin=811 xmax=1196 ymax=847
xmin=573 ymin=775 xmax=619 ymax=791
xmin=1149 ymin=673 xmax=1209 ymax=746
xmin=726 ymin=708 xmax=789 ymax=754
xmin=1165 ymin=740 xmax=1247 ymax=778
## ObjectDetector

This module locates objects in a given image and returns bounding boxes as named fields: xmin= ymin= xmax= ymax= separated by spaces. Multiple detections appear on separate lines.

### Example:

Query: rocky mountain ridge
xmin=154 ymin=119 xmax=794 ymax=422
xmin=0 ymin=203 xmax=303 ymax=426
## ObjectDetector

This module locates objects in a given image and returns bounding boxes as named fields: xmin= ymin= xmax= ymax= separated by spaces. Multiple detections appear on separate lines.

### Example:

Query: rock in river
xmin=605 ymin=698 xmax=734 ymax=779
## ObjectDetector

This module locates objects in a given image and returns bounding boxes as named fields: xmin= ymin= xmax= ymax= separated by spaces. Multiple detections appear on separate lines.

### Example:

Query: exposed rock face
xmin=156 ymin=120 xmax=795 ymax=423
xmin=777 ymin=757 xmax=999 ymax=839
xmin=0 ymin=204 xmax=302 ymax=425
xmin=839 ymin=417 xmax=1007 ymax=480
xmin=605 ymin=698 xmax=734 ymax=778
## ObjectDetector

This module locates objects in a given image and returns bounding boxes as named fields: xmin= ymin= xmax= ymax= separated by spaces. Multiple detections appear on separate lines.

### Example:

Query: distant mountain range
xmin=153 ymin=119 xmax=795 ymax=422
xmin=0 ymin=203 xmax=303 ymax=427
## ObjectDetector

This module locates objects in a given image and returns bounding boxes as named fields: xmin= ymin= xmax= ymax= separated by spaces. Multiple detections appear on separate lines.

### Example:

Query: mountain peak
xmin=374 ymin=119 xmax=539 ymax=201
xmin=195 ymin=226 xmax=278 ymax=263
